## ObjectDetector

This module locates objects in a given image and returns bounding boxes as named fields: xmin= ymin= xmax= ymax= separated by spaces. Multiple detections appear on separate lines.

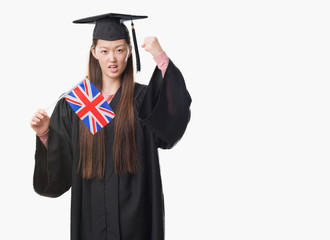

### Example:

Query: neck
xmin=102 ymin=74 xmax=121 ymax=95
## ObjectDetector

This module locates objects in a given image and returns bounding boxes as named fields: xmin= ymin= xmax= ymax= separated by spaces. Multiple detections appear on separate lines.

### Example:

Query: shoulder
xmin=52 ymin=95 xmax=76 ymax=120
xmin=133 ymin=82 xmax=148 ymax=102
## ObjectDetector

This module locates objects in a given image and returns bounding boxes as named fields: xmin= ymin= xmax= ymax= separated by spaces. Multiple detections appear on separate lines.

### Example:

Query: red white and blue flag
xmin=64 ymin=78 xmax=115 ymax=134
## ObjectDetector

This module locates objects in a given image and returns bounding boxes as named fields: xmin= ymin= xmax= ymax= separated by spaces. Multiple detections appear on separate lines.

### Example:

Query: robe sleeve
xmin=33 ymin=98 xmax=73 ymax=198
xmin=138 ymin=59 xmax=192 ymax=149
xmin=36 ymin=129 xmax=49 ymax=148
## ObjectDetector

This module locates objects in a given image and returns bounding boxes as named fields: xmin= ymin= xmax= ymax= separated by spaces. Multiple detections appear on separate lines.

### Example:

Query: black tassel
xmin=131 ymin=20 xmax=141 ymax=72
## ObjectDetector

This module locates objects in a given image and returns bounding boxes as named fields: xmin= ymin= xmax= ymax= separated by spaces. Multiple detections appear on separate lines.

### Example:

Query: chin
xmin=105 ymin=71 xmax=122 ymax=80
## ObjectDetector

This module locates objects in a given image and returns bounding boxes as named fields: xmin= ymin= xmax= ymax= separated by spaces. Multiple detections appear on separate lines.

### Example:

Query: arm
xmin=31 ymin=109 xmax=50 ymax=148
xmin=36 ymin=129 xmax=49 ymax=148
xmin=139 ymin=37 xmax=192 ymax=149
xmin=154 ymin=51 xmax=169 ymax=77
xmin=142 ymin=37 xmax=169 ymax=77
xmin=33 ymin=99 xmax=73 ymax=197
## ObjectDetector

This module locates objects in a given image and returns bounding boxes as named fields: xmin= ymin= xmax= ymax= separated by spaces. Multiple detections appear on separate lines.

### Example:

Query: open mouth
xmin=108 ymin=65 xmax=118 ymax=72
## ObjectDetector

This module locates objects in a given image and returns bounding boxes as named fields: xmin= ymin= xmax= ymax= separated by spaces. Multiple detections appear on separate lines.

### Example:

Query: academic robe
xmin=33 ymin=60 xmax=192 ymax=240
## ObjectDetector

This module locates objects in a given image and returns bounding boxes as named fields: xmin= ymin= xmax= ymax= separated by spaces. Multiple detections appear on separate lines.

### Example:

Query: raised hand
xmin=141 ymin=37 xmax=164 ymax=57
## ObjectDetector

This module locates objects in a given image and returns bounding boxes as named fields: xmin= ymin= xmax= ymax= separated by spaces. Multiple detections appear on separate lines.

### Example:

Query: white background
xmin=0 ymin=0 xmax=330 ymax=239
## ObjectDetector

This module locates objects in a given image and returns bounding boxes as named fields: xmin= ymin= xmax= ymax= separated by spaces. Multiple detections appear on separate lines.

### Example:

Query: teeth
xmin=109 ymin=66 xmax=117 ymax=68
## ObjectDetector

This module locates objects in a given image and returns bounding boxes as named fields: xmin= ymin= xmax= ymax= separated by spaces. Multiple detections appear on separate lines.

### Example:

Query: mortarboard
xmin=73 ymin=13 xmax=148 ymax=72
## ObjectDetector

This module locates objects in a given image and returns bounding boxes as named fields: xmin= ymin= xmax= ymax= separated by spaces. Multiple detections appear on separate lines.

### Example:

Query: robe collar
xmin=109 ymin=85 xmax=122 ymax=113
xmin=108 ymin=82 xmax=146 ymax=113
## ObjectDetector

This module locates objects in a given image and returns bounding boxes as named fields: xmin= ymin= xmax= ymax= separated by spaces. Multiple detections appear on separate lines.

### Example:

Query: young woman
xmin=30 ymin=13 xmax=191 ymax=240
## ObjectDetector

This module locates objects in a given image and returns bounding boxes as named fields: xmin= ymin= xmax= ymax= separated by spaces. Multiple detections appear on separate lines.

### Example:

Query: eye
xmin=101 ymin=50 xmax=108 ymax=54
xmin=116 ymin=49 xmax=124 ymax=53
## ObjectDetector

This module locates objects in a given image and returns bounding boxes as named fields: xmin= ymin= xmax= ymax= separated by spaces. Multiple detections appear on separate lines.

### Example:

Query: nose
xmin=108 ymin=52 xmax=117 ymax=62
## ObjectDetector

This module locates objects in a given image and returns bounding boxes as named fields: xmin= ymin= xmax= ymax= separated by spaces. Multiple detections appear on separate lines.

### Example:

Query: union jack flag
xmin=64 ymin=78 xmax=115 ymax=134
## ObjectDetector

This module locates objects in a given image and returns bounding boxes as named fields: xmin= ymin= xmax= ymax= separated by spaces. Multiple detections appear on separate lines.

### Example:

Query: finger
xmin=142 ymin=40 xmax=149 ymax=48
xmin=33 ymin=114 xmax=42 ymax=121
xmin=36 ymin=113 xmax=44 ymax=120
xmin=143 ymin=37 xmax=150 ymax=43
xmin=33 ymin=117 xmax=41 ymax=123
xmin=31 ymin=119 xmax=41 ymax=126
xmin=143 ymin=37 xmax=153 ymax=46
xmin=143 ymin=44 xmax=151 ymax=52
xmin=141 ymin=38 xmax=147 ymax=48
xmin=38 ymin=109 xmax=48 ymax=117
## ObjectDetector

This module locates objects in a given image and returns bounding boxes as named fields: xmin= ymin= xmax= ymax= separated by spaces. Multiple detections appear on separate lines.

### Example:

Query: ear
xmin=91 ymin=47 xmax=98 ymax=59
xmin=125 ymin=46 xmax=133 ymax=62
xmin=129 ymin=45 xmax=132 ymax=58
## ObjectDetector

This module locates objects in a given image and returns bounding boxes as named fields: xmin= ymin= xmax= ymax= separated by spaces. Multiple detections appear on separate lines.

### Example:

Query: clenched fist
xmin=141 ymin=37 xmax=164 ymax=57
xmin=30 ymin=109 xmax=50 ymax=136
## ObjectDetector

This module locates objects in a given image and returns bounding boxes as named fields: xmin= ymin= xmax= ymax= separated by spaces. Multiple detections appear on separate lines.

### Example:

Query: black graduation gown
xmin=33 ymin=60 xmax=191 ymax=240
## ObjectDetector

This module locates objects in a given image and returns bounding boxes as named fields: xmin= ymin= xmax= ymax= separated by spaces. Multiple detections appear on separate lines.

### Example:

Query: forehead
xmin=96 ymin=39 xmax=128 ymax=48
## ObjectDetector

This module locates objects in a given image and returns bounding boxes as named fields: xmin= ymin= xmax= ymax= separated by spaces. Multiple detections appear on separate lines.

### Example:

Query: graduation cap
xmin=73 ymin=13 xmax=148 ymax=72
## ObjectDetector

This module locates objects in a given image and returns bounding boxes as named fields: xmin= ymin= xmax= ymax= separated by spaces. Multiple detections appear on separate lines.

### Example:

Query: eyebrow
xmin=115 ymin=44 xmax=126 ymax=48
xmin=98 ymin=44 xmax=126 ymax=49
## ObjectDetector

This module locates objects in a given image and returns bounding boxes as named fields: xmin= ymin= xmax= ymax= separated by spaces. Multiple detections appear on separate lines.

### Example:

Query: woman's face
xmin=92 ymin=39 xmax=132 ymax=81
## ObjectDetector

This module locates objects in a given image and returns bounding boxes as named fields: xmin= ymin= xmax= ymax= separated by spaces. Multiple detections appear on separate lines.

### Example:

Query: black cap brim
xmin=73 ymin=13 xmax=148 ymax=24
